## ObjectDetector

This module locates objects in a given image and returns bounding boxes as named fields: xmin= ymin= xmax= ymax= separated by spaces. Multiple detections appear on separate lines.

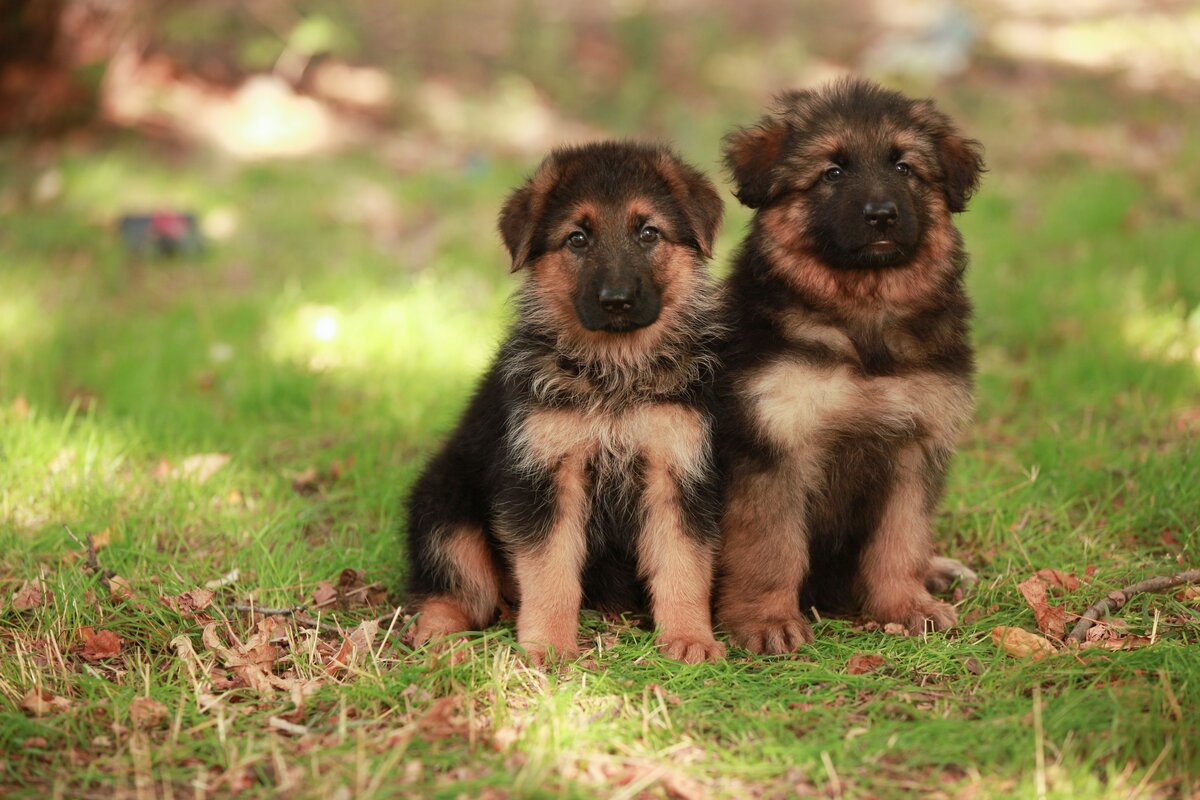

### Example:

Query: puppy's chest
xmin=745 ymin=319 xmax=970 ymax=448
xmin=509 ymin=404 xmax=710 ymax=480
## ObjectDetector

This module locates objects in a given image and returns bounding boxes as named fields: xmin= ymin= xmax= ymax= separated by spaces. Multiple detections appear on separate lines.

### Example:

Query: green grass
xmin=2 ymin=77 xmax=1199 ymax=799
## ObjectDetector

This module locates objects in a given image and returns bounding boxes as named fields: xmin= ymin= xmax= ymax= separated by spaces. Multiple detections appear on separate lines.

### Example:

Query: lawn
xmin=2 ymin=59 xmax=1199 ymax=800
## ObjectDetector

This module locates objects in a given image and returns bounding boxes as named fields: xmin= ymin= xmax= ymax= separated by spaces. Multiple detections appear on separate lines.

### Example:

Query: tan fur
xmin=409 ymin=526 xmax=503 ymax=645
xmin=511 ymin=452 xmax=589 ymax=664
xmin=408 ymin=596 xmax=473 ymax=646
xmin=716 ymin=470 xmax=814 ymax=653
xmin=513 ymin=403 xmax=710 ymax=479
xmin=637 ymin=457 xmax=724 ymax=663
xmin=758 ymin=192 xmax=959 ymax=314
xmin=859 ymin=446 xmax=956 ymax=632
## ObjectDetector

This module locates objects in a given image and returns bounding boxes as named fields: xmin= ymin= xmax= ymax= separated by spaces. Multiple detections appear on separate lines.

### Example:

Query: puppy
xmin=714 ymin=78 xmax=985 ymax=653
xmin=405 ymin=142 xmax=727 ymax=665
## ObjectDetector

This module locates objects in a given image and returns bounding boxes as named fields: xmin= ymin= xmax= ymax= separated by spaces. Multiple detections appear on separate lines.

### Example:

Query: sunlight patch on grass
xmin=0 ymin=278 xmax=53 ymax=354
xmin=263 ymin=276 xmax=504 ymax=380
xmin=1119 ymin=283 xmax=1200 ymax=368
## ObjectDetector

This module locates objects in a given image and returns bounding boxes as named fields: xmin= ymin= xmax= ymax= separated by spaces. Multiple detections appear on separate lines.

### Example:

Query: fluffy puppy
xmin=714 ymin=78 xmax=985 ymax=653
xmin=405 ymin=142 xmax=727 ymax=665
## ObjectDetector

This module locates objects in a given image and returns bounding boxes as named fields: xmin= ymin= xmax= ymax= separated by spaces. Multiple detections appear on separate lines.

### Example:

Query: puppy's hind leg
xmin=925 ymin=555 xmax=978 ymax=595
xmin=407 ymin=525 xmax=503 ymax=647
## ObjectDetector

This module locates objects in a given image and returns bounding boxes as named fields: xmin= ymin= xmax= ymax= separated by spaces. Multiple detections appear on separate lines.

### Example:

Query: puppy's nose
xmin=599 ymin=285 xmax=635 ymax=313
xmin=863 ymin=201 xmax=898 ymax=229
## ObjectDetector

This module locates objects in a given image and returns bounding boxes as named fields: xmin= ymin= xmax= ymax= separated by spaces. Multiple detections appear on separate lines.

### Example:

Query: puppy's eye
xmin=638 ymin=226 xmax=660 ymax=243
xmin=895 ymin=161 xmax=911 ymax=176
xmin=823 ymin=166 xmax=844 ymax=183
xmin=567 ymin=231 xmax=588 ymax=249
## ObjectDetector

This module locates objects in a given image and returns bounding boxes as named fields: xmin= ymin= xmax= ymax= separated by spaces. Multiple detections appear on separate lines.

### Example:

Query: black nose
xmin=863 ymin=201 xmax=898 ymax=229
xmin=599 ymin=285 xmax=635 ymax=313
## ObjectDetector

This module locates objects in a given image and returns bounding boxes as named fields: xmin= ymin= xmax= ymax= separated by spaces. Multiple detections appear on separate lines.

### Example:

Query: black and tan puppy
xmin=405 ymin=142 xmax=727 ymax=665
xmin=714 ymin=79 xmax=985 ymax=653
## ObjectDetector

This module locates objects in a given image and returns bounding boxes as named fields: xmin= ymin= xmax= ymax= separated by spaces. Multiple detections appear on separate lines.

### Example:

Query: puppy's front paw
xmin=658 ymin=633 xmax=726 ymax=664
xmin=871 ymin=593 xmax=958 ymax=634
xmin=520 ymin=639 xmax=580 ymax=669
xmin=726 ymin=615 xmax=814 ymax=655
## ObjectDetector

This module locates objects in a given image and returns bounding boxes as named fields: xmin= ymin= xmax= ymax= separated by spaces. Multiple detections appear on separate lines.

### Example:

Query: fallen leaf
xmin=21 ymin=688 xmax=72 ymax=716
xmin=661 ymin=769 xmax=708 ymax=800
xmin=10 ymin=394 xmax=30 ymax=418
xmin=311 ymin=580 xmax=338 ymax=608
xmin=1174 ymin=586 xmax=1200 ymax=602
xmin=204 ymin=568 xmax=240 ymax=590
xmin=325 ymin=619 xmax=379 ymax=676
xmin=22 ymin=737 xmax=48 ymax=749
xmin=991 ymin=626 xmax=1055 ymax=660
xmin=882 ymin=622 xmax=907 ymax=636
xmin=129 ymin=697 xmax=168 ymax=728
xmin=846 ymin=653 xmax=887 ymax=675
xmin=1017 ymin=576 xmax=1068 ymax=639
xmin=11 ymin=579 xmax=52 ymax=611
xmin=168 ymin=588 xmax=215 ymax=616
xmin=108 ymin=574 xmax=134 ymax=600
xmin=417 ymin=696 xmax=466 ymax=741
xmin=177 ymin=453 xmax=231 ymax=483
xmin=91 ymin=528 xmax=113 ymax=551
xmin=1034 ymin=568 xmax=1081 ymax=593
xmin=77 ymin=627 xmax=124 ymax=661
xmin=291 ymin=465 xmax=321 ymax=495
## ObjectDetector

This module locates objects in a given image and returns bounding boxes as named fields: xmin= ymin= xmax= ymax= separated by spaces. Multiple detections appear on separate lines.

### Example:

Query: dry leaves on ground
xmin=11 ymin=578 xmax=52 ymax=610
xmin=1017 ymin=575 xmax=1069 ymax=639
xmin=21 ymin=688 xmax=73 ymax=717
xmin=311 ymin=568 xmax=387 ymax=610
xmin=846 ymin=653 xmax=888 ymax=675
xmin=76 ymin=627 xmax=124 ymax=661
xmin=991 ymin=626 xmax=1056 ymax=660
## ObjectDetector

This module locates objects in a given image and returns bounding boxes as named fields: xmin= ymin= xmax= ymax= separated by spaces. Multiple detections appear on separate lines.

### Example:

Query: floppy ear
xmin=722 ymin=114 xmax=791 ymax=209
xmin=498 ymin=156 xmax=560 ymax=271
xmin=657 ymin=153 xmax=724 ymax=258
xmin=936 ymin=131 xmax=985 ymax=213
xmin=913 ymin=100 xmax=986 ymax=213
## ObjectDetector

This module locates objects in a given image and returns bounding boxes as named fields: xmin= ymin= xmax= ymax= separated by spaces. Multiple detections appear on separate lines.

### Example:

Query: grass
xmin=2 ymin=73 xmax=1199 ymax=799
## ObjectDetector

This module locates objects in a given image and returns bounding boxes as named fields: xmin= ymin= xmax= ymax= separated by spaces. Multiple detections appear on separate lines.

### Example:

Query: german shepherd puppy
xmin=405 ymin=142 xmax=727 ymax=665
xmin=714 ymin=79 xmax=985 ymax=653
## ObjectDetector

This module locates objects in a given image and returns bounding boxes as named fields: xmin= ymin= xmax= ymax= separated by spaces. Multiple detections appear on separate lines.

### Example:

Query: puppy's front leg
xmin=510 ymin=454 xmax=589 ymax=666
xmin=638 ymin=462 xmax=724 ymax=664
xmin=859 ymin=446 xmax=956 ymax=632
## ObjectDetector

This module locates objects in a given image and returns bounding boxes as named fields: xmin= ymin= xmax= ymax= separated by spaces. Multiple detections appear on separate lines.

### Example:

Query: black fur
xmin=714 ymin=79 xmax=985 ymax=649
xmin=405 ymin=142 xmax=725 ymax=658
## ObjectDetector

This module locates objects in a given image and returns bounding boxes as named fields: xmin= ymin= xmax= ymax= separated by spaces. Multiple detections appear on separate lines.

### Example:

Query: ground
xmin=1 ymin=4 xmax=1199 ymax=798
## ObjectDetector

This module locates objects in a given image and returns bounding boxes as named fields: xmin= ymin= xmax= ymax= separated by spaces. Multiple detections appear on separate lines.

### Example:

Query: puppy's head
xmin=499 ymin=142 xmax=722 ymax=339
xmin=723 ymin=78 xmax=984 ymax=272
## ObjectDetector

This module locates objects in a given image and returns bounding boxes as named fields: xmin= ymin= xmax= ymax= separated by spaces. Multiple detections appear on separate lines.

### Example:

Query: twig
xmin=1067 ymin=569 xmax=1200 ymax=644
xmin=64 ymin=525 xmax=116 ymax=581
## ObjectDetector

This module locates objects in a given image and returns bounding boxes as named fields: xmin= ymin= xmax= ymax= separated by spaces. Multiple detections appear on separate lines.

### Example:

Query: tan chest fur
xmin=511 ymin=404 xmax=711 ymax=481
xmin=745 ymin=326 xmax=974 ymax=454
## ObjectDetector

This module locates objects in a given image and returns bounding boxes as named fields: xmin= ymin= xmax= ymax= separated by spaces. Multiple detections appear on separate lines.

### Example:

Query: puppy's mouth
xmin=865 ymin=240 xmax=900 ymax=253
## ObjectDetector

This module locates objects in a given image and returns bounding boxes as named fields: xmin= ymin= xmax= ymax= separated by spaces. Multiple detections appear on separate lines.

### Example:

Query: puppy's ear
xmin=722 ymin=114 xmax=790 ymax=209
xmin=657 ymin=152 xmax=724 ymax=258
xmin=498 ymin=156 xmax=560 ymax=271
xmin=914 ymin=101 xmax=986 ymax=213
xmin=937 ymin=132 xmax=985 ymax=213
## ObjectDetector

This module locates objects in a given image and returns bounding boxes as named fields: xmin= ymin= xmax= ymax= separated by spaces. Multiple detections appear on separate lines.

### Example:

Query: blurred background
xmin=1 ymin=0 xmax=1197 ymax=555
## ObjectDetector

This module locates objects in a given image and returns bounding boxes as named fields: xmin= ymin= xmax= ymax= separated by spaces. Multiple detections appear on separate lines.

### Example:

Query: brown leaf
xmin=201 ymin=620 xmax=286 ymax=693
xmin=177 ymin=453 xmax=231 ymax=483
xmin=1017 ymin=576 xmax=1068 ymax=639
xmin=11 ymin=579 xmax=52 ymax=611
xmin=846 ymin=653 xmax=888 ymax=675
xmin=77 ymin=627 xmax=124 ymax=661
xmin=311 ymin=580 xmax=338 ymax=608
xmin=129 ymin=697 xmax=168 ymax=728
xmin=10 ymin=394 xmax=30 ymax=418
xmin=325 ymin=619 xmax=379 ymax=675
xmin=21 ymin=688 xmax=72 ymax=717
xmin=991 ymin=626 xmax=1056 ymax=660
xmin=291 ymin=465 xmax=320 ymax=495
xmin=662 ymin=769 xmax=708 ymax=800
xmin=168 ymin=588 xmax=215 ymax=616
xmin=417 ymin=696 xmax=467 ymax=741
xmin=108 ymin=575 xmax=134 ymax=600
xmin=91 ymin=528 xmax=113 ymax=551
xmin=1034 ymin=568 xmax=1081 ymax=593
xmin=1174 ymin=586 xmax=1200 ymax=602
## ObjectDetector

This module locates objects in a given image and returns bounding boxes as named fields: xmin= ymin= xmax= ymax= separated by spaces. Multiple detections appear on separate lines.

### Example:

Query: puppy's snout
xmin=863 ymin=200 xmax=898 ymax=230
xmin=598 ymin=284 xmax=636 ymax=313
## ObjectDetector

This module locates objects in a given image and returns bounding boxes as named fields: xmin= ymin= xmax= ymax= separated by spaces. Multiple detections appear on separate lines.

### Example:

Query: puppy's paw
xmin=925 ymin=556 xmax=979 ymax=594
xmin=520 ymin=639 xmax=580 ymax=669
xmin=406 ymin=597 xmax=472 ymax=647
xmin=727 ymin=616 xmax=814 ymax=655
xmin=658 ymin=633 xmax=727 ymax=664
xmin=874 ymin=595 xmax=958 ymax=634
